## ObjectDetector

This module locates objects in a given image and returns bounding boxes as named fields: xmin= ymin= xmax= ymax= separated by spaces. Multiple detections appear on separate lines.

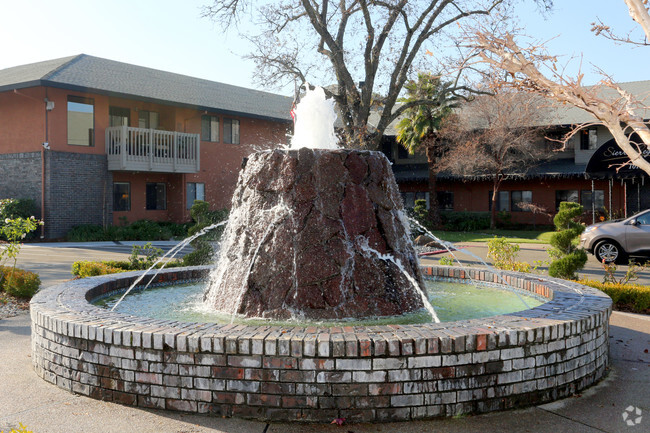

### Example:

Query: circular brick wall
xmin=30 ymin=266 xmax=612 ymax=422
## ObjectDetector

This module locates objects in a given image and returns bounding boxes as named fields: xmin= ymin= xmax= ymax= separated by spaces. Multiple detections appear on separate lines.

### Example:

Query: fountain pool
xmin=96 ymin=279 xmax=545 ymax=325
xmin=30 ymin=264 xmax=611 ymax=422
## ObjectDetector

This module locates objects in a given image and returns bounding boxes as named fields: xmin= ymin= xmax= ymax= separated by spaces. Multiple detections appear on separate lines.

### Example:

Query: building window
xmin=437 ymin=191 xmax=454 ymax=211
xmin=511 ymin=190 xmax=533 ymax=212
xmin=555 ymin=190 xmax=579 ymax=210
xmin=146 ymin=183 xmax=166 ymax=210
xmin=580 ymin=129 xmax=598 ymax=150
xmin=224 ymin=118 xmax=240 ymax=144
xmin=67 ymin=96 xmax=94 ymax=146
xmin=109 ymin=106 xmax=130 ymax=127
xmin=186 ymin=182 xmax=205 ymax=209
xmin=138 ymin=110 xmax=159 ymax=129
xmin=201 ymin=115 xmax=219 ymax=142
xmin=581 ymin=190 xmax=605 ymax=211
xmin=113 ymin=182 xmax=131 ymax=212
xmin=488 ymin=191 xmax=510 ymax=211
xmin=401 ymin=192 xmax=429 ymax=209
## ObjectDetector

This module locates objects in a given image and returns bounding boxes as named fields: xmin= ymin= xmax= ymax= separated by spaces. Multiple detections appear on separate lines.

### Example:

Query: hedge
xmin=579 ymin=279 xmax=650 ymax=314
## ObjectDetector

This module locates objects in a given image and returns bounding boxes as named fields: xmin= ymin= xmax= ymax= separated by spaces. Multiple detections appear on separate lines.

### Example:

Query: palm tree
xmin=396 ymin=73 xmax=457 ymax=227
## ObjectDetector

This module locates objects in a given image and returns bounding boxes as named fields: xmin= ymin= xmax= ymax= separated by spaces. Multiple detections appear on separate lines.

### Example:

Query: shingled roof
xmin=0 ymin=54 xmax=292 ymax=122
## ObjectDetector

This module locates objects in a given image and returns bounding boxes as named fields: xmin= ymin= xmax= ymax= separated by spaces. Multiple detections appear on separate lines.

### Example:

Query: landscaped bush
xmin=66 ymin=220 xmax=189 ymax=242
xmin=548 ymin=202 xmax=587 ymax=279
xmin=0 ymin=266 xmax=40 ymax=298
xmin=486 ymin=237 xmax=532 ymax=272
xmin=578 ymin=279 xmax=650 ymax=314
xmin=71 ymin=261 xmax=125 ymax=278
xmin=0 ymin=198 xmax=39 ymax=240
xmin=0 ymin=198 xmax=37 ymax=220
xmin=440 ymin=211 xmax=491 ymax=232
xmin=182 ymin=201 xmax=229 ymax=266
xmin=65 ymin=224 xmax=106 ymax=242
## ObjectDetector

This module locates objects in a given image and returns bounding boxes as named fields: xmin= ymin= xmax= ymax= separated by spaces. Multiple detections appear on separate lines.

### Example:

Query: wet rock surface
xmin=205 ymin=149 xmax=425 ymax=320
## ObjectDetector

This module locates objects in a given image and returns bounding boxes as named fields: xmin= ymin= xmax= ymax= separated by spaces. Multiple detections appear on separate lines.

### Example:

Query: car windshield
xmin=635 ymin=211 xmax=650 ymax=225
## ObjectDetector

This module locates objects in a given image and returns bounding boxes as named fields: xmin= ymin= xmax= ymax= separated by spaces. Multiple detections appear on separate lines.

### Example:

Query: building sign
xmin=585 ymin=135 xmax=650 ymax=179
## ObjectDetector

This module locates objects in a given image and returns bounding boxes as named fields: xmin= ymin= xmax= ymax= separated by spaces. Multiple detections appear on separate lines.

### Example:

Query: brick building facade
xmin=0 ymin=55 xmax=292 ymax=238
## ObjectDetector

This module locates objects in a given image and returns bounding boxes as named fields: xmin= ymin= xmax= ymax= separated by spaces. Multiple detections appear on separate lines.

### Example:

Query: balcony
xmin=106 ymin=126 xmax=200 ymax=173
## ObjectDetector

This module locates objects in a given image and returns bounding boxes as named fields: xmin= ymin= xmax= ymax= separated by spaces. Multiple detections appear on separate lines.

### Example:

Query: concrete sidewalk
xmin=0 ymin=311 xmax=647 ymax=433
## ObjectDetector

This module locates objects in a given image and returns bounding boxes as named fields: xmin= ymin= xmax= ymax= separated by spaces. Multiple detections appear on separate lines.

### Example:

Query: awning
xmin=586 ymin=135 xmax=650 ymax=179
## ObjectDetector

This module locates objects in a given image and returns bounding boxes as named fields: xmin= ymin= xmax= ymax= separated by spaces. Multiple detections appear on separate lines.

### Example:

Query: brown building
xmin=381 ymin=81 xmax=650 ymax=226
xmin=0 ymin=55 xmax=292 ymax=238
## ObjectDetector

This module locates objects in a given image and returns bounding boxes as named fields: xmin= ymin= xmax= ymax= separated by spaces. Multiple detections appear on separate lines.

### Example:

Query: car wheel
xmin=594 ymin=240 xmax=627 ymax=264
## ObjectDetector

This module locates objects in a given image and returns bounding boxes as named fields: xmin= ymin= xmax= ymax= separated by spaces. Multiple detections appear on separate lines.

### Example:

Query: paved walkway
xmin=0 ymin=242 xmax=648 ymax=432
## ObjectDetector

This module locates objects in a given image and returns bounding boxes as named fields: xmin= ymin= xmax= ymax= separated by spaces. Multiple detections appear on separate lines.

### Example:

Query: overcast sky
xmin=1 ymin=0 xmax=648 ymax=96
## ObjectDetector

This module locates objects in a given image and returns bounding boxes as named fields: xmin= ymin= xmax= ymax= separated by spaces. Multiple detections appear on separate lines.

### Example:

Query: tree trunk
xmin=425 ymin=148 xmax=441 ymax=228
xmin=490 ymin=176 xmax=500 ymax=230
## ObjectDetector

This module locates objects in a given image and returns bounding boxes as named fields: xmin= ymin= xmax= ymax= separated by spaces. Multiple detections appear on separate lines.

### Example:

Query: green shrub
xmin=486 ymin=237 xmax=531 ymax=272
xmin=72 ymin=261 xmax=125 ymax=278
xmin=0 ymin=267 xmax=40 ymax=298
xmin=182 ymin=244 xmax=215 ymax=266
xmin=66 ymin=224 xmax=106 ymax=242
xmin=0 ymin=198 xmax=37 ymax=220
xmin=66 ymin=220 xmax=187 ymax=242
xmin=548 ymin=202 xmax=587 ymax=279
xmin=438 ymin=256 xmax=454 ymax=266
xmin=440 ymin=211 xmax=491 ymax=232
xmin=182 ymin=201 xmax=229 ymax=266
xmin=0 ymin=199 xmax=40 ymax=240
xmin=578 ymin=279 xmax=650 ymax=314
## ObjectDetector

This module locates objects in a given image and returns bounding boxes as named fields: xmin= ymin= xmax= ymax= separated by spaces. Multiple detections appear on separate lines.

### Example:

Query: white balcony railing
xmin=106 ymin=126 xmax=200 ymax=173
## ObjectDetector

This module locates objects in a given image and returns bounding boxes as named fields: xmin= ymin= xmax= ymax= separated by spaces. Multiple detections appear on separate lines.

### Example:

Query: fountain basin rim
xmin=30 ymin=265 xmax=612 ymax=422
xmin=33 ymin=265 xmax=603 ymax=332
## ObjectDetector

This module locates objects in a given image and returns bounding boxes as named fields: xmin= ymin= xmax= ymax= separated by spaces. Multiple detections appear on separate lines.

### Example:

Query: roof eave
xmin=40 ymin=80 xmax=292 ymax=123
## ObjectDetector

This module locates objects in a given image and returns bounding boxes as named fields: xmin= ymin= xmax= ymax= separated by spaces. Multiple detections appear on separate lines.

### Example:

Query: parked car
xmin=579 ymin=209 xmax=650 ymax=264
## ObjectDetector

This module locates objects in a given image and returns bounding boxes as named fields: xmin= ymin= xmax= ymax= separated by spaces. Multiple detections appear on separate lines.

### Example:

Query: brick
xmin=369 ymin=382 xmax=401 ymax=395
xmin=331 ymin=383 xmax=368 ymax=396
xmin=317 ymin=371 xmax=351 ymax=383
xmin=280 ymin=370 xmax=316 ymax=383
xmin=263 ymin=356 xmax=298 ymax=369
xmin=166 ymin=399 xmax=197 ymax=412
xmin=408 ymin=355 xmax=441 ymax=368
xmin=299 ymin=358 xmax=334 ymax=370
xmin=391 ymin=394 xmax=423 ymax=407
xmin=373 ymin=358 xmax=406 ymax=370
xmin=227 ymin=380 xmax=260 ymax=393
xmin=247 ymin=393 xmax=281 ymax=407
xmin=281 ymin=395 xmax=318 ymax=408
xmin=336 ymin=359 xmax=371 ymax=370
xmin=353 ymin=371 xmax=386 ymax=383
xmin=227 ymin=355 xmax=261 ymax=368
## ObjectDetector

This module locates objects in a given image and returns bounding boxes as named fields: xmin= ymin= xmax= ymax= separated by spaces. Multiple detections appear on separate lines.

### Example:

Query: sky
xmin=0 ymin=0 xmax=648 ymax=97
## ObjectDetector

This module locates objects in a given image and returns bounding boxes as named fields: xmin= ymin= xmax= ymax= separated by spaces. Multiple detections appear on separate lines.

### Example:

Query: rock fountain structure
xmin=205 ymin=148 xmax=426 ymax=320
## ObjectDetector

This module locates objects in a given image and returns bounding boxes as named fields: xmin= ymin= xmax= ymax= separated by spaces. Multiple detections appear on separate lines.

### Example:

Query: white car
xmin=579 ymin=209 xmax=650 ymax=264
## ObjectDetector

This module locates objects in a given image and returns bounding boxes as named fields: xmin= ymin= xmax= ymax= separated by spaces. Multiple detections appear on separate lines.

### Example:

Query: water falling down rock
xmin=205 ymin=148 xmax=427 ymax=320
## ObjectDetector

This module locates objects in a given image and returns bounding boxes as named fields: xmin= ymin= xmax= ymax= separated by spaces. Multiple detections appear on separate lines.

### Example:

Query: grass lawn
xmin=429 ymin=229 xmax=554 ymax=244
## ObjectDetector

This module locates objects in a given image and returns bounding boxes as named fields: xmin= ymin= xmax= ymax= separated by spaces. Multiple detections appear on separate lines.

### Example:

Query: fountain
xmin=29 ymin=86 xmax=613 ymax=422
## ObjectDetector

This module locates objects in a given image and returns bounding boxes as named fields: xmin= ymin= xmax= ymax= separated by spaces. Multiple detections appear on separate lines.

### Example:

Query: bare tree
xmin=469 ymin=0 xmax=650 ymax=176
xmin=437 ymin=88 xmax=550 ymax=228
xmin=202 ymin=0 xmax=552 ymax=149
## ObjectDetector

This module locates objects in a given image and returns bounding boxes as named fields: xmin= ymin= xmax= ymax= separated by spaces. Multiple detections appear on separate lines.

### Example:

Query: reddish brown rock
xmin=205 ymin=149 xmax=426 ymax=320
